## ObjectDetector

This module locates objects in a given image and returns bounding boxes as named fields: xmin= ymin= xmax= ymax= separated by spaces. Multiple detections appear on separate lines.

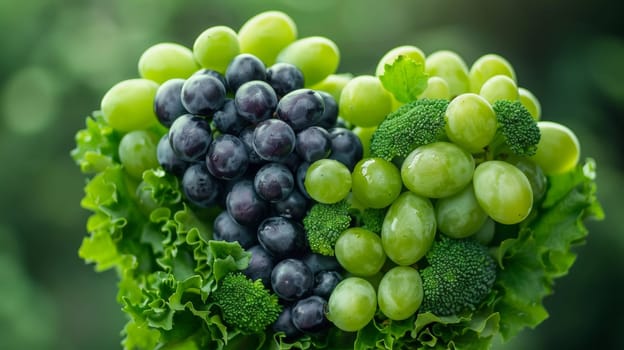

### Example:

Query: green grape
xmin=377 ymin=266 xmax=423 ymax=320
xmin=472 ymin=218 xmax=495 ymax=245
xmin=100 ymin=78 xmax=159 ymax=132
xmin=375 ymin=45 xmax=426 ymax=76
xmin=339 ymin=75 xmax=393 ymax=127
xmin=444 ymin=93 xmax=497 ymax=153
xmin=277 ymin=36 xmax=340 ymax=86
xmin=469 ymin=54 xmax=516 ymax=93
xmin=352 ymin=126 xmax=376 ymax=158
xmin=512 ymin=158 xmax=547 ymax=203
xmin=418 ymin=76 xmax=451 ymax=100
xmin=308 ymin=73 xmax=352 ymax=103
xmin=118 ymin=130 xmax=159 ymax=180
xmin=351 ymin=157 xmax=401 ymax=208
xmin=138 ymin=43 xmax=199 ymax=84
xmin=425 ymin=50 xmax=470 ymax=97
xmin=381 ymin=192 xmax=436 ymax=266
xmin=435 ymin=184 xmax=488 ymax=239
xmin=238 ymin=11 xmax=297 ymax=66
xmin=473 ymin=160 xmax=533 ymax=224
xmin=518 ymin=87 xmax=542 ymax=120
xmin=335 ymin=228 xmax=386 ymax=276
xmin=530 ymin=121 xmax=580 ymax=175
xmin=479 ymin=74 xmax=519 ymax=103
xmin=193 ymin=25 xmax=240 ymax=73
xmin=326 ymin=277 xmax=377 ymax=332
xmin=304 ymin=159 xmax=352 ymax=204
xmin=401 ymin=142 xmax=475 ymax=198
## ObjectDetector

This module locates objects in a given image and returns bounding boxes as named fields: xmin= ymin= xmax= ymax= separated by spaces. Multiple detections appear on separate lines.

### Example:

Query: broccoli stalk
xmin=302 ymin=199 xmax=352 ymax=256
xmin=420 ymin=236 xmax=497 ymax=316
xmin=369 ymin=98 xmax=449 ymax=164
xmin=487 ymin=100 xmax=541 ymax=160
xmin=212 ymin=273 xmax=282 ymax=333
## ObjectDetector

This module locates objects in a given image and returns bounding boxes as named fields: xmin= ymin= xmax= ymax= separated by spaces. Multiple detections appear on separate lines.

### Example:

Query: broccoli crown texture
xmin=491 ymin=100 xmax=541 ymax=158
xmin=212 ymin=273 xmax=282 ymax=333
xmin=370 ymin=98 xmax=449 ymax=162
xmin=356 ymin=207 xmax=387 ymax=234
xmin=303 ymin=199 xmax=351 ymax=256
xmin=420 ymin=236 xmax=497 ymax=316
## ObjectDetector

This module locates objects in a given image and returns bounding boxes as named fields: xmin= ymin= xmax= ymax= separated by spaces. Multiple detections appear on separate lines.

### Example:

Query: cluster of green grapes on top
xmin=73 ymin=9 xmax=600 ymax=350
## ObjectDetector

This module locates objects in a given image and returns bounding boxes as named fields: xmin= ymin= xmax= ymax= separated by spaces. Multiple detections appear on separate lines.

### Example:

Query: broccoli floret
xmin=370 ymin=98 xmax=449 ymax=163
xmin=303 ymin=199 xmax=351 ymax=256
xmin=354 ymin=207 xmax=387 ymax=234
xmin=489 ymin=100 xmax=541 ymax=158
xmin=212 ymin=273 xmax=282 ymax=333
xmin=420 ymin=236 xmax=497 ymax=316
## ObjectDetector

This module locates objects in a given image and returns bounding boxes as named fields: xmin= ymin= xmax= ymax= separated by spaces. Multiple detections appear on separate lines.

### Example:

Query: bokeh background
xmin=1 ymin=0 xmax=622 ymax=349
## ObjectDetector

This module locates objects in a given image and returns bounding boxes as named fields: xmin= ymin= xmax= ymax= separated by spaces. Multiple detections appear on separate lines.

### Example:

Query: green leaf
xmin=379 ymin=55 xmax=428 ymax=103
xmin=207 ymin=240 xmax=251 ymax=282
xmin=71 ymin=112 xmax=120 ymax=174
xmin=122 ymin=320 xmax=161 ymax=350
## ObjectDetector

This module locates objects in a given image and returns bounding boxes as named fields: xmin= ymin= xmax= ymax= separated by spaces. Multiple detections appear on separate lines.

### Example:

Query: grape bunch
xmin=152 ymin=51 xmax=364 ymax=335
xmin=73 ymin=10 xmax=602 ymax=350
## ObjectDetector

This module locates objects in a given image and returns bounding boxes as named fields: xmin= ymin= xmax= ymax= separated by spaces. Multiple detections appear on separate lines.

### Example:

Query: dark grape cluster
xmin=153 ymin=53 xmax=362 ymax=337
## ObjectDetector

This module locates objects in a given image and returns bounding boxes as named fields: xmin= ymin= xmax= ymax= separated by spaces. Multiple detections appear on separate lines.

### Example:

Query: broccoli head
xmin=490 ymin=100 xmax=541 ymax=158
xmin=303 ymin=199 xmax=352 ymax=256
xmin=369 ymin=98 xmax=449 ymax=163
xmin=212 ymin=273 xmax=282 ymax=333
xmin=354 ymin=207 xmax=387 ymax=234
xmin=420 ymin=236 xmax=497 ymax=316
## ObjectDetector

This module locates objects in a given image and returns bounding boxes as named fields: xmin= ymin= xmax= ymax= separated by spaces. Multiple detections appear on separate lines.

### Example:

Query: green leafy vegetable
xmin=379 ymin=55 xmax=429 ymax=103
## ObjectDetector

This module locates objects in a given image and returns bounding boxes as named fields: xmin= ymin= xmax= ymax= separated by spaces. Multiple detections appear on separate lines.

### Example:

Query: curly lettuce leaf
xmin=71 ymin=111 xmax=120 ymax=173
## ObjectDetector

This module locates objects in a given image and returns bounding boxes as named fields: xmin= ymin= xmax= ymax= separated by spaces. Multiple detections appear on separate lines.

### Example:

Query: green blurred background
xmin=0 ymin=0 xmax=622 ymax=349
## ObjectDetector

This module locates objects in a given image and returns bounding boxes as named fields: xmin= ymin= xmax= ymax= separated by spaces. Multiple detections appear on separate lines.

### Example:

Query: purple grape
xmin=168 ymin=114 xmax=212 ymax=162
xmin=302 ymin=253 xmax=342 ymax=275
xmin=291 ymin=296 xmax=329 ymax=333
xmin=273 ymin=306 xmax=303 ymax=340
xmin=206 ymin=134 xmax=249 ymax=180
xmin=316 ymin=91 xmax=338 ymax=129
xmin=193 ymin=68 xmax=228 ymax=91
xmin=213 ymin=99 xmax=248 ymax=135
xmin=226 ymin=53 xmax=266 ymax=92
xmin=271 ymin=259 xmax=314 ymax=301
xmin=295 ymin=126 xmax=332 ymax=162
xmin=243 ymin=245 xmax=275 ymax=288
xmin=257 ymin=216 xmax=307 ymax=259
xmin=273 ymin=189 xmax=308 ymax=221
xmin=213 ymin=211 xmax=257 ymax=248
xmin=239 ymin=126 xmax=266 ymax=165
xmin=225 ymin=180 xmax=269 ymax=227
xmin=266 ymin=63 xmax=304 ymax=97
xmin=328 ymin=127 xmax=363 ymax=171
xmin=154 ymin=78 xmax=188 ymax=127
xmin=157 ymin=133 xmax=188 ymax=177
xmin=234 ymin=80 xmax=278 ymax=124
xmin=295 ymin=162 xmax=311 ymax=199
xmin=312 ymin=270 xmax=343 ymax=299
xmin=252 ymin=119 xmax=296 ymax=162
xmin=253 ymin=163 xmax=294 ymax=202
xmin=275 ymin=89 xmax=325 ymax=131
xmin=181 ymin=163 xmax=219 ymax=207
xmin=181 ymin=74 xmax=226 ymax=115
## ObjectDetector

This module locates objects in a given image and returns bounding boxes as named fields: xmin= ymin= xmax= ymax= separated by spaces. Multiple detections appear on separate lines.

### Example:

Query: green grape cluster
xmin=326 ymin=47 xmax=585 ymax=334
